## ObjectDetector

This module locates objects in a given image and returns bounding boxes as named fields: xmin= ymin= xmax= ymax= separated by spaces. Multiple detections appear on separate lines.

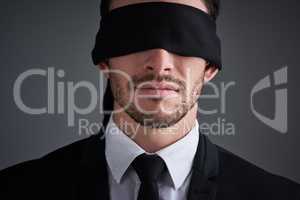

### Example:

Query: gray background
xmin=0 ymin=0 xmax=299 ymax=183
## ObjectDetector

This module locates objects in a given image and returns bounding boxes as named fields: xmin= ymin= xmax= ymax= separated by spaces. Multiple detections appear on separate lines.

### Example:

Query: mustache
xmin=131 ymin=74 xmax=186 ymax=90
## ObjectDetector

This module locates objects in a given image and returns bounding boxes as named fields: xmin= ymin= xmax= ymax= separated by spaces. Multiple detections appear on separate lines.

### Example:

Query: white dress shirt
xmin=104 ymin=116 xmax=199 ymax=200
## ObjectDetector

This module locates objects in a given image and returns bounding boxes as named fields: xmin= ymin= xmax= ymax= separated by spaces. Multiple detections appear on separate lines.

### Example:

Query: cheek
xmin=110 ymin=75 xmax=128 ymax=92
xmin=109 ymin=72 xmax=136 ymax=102
xmin=183 ymin=71 xmax=205 ymax=98
xmin=184 ymin=68 xmax=205 ymax=85
xmin=193 ymin=73 xmax=205 ymax=91
xmin=109 ymin=62 xmax=138 ymax=84
xmin=178 ymin=58 xmax=206 ymax=80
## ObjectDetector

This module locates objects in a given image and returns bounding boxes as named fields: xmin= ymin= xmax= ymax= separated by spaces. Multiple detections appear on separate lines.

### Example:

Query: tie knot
xmin=131 ymin=153 xmax=166 ymax=183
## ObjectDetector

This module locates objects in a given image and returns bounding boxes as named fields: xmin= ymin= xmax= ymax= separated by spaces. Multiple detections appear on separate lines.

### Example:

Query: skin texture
xmin=99 ymin=0 xmax=219 ymax=153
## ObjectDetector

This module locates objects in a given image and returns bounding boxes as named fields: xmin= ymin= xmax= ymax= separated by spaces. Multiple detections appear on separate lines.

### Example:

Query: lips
xmin=136 ymin=82 xmax=180 ymax=92
xmin=135 ymin=82 xmax=180 ymax=98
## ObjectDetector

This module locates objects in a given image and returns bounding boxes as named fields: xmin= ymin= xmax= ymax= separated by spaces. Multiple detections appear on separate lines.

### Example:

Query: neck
xmin=112 ymin=103 xmax=198 ymax=153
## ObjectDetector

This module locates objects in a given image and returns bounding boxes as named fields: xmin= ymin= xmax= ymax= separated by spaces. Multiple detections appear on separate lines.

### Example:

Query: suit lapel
xmin=187 ymin=133 xmax=219 ymax=200
xmin=77 ymin=133 xmax=110 ymax=200
xmin=74 ymin=128 xmax=220 ymax=200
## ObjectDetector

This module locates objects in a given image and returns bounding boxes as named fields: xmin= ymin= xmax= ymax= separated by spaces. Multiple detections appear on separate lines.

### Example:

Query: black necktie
xmin=131 ymin=153 xmax=166 ymax=200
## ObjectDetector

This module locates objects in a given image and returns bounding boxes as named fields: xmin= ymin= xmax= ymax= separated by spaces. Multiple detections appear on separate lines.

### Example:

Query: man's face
xmin=99 ymin=0 xmax=218 ymax=128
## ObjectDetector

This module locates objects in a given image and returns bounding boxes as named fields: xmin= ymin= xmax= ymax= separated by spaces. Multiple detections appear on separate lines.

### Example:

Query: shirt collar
xmin=105 ymin=115 xmax=199 ymax=190
xmin=155 ymin=121 xmax=199 ymax=189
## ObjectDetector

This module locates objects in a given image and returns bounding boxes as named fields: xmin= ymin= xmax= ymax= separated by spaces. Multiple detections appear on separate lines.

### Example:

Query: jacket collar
xmin=77 ymin=134 xmax=110 ymax=200
xmin=76 ymin=128 xmax=219 ymax=200
xmin=187 ymin=133 xmax=219 ymax=200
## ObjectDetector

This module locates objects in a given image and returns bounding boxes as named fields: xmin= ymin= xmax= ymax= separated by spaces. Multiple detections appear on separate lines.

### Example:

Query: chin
xmin=134 ymin=101 xmax=181 ymax=116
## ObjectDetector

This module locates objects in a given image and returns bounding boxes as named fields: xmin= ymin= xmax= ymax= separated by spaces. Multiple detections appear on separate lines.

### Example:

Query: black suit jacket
xmin=1 ymin=130 xmax=300 ymax=200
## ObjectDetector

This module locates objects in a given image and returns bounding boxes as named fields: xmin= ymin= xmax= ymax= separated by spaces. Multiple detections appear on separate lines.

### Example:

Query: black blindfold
xmin=92 ymin=2 xmax=222 ymax=69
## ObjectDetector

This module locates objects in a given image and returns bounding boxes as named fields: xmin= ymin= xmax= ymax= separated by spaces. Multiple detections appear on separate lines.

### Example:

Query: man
xmin=1 ymin=0 xmax=299 ymax=200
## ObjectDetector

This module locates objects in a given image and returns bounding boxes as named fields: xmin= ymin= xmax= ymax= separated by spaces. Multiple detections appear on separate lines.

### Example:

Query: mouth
xmin=136 ymin=82 xmax=180 ymax=92
xmin=135 ymin=82 xmax=180 ymax=98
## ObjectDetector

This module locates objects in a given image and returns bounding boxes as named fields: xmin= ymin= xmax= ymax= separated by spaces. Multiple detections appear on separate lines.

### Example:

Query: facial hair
xmin=111 ymin=73 xmax=204 ymax=129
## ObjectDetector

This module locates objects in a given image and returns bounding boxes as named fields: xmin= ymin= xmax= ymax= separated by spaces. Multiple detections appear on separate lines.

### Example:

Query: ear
xmin=203 ymin=65 xmax=219 ymax=83
xmin=98 ymin=60 xmax=110 ymax=79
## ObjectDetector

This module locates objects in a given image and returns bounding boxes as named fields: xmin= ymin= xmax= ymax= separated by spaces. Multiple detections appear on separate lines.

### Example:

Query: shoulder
xmin=0 ymin=134 xmax=104 ymax=198
xmin=0 ymin=134 xmax=103 ymax=185
xmin=216 ymin=146 xmax=300 ymax=199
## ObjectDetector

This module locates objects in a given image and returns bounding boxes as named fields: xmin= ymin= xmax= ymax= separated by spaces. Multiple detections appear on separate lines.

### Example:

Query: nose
xmin=144 ymin=49 xmax=175 ymax=74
